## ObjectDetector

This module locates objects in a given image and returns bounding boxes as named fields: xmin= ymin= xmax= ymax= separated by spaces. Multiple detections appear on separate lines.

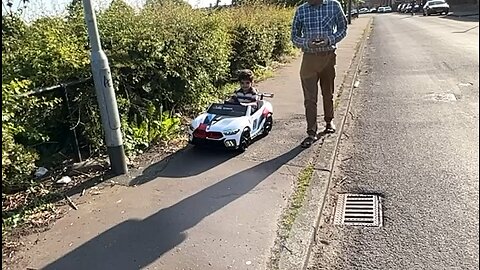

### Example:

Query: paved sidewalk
xmin=10 ymin=16 xmax=373 ymax=270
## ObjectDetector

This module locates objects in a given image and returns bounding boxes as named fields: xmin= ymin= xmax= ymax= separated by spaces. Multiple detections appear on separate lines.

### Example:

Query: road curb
xmin=276 ymin=17 xmax=373 ymax=270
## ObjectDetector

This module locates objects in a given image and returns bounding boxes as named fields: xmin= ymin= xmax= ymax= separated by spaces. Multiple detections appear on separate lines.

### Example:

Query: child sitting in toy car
xmin=228 ymin=69 xmax=259 ymax=106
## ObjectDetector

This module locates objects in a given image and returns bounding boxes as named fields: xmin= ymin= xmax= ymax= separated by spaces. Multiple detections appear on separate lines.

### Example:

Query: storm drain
xmin=333 ymin=194 xmax=382 ymax=227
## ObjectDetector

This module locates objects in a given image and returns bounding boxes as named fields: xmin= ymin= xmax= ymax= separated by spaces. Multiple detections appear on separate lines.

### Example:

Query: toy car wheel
xmin=237 ymin=130 xmax=250 ymax=152
xmin=263 ymin=114 xmax=273 ymax=136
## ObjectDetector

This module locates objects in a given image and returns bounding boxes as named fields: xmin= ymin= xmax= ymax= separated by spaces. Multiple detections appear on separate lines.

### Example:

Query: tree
xmin=145 ymin=0 xmax=191 ymax=7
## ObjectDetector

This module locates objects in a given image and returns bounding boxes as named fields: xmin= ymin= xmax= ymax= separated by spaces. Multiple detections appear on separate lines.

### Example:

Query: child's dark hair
xmin=237 ymin=69 xmax=254 ymax=82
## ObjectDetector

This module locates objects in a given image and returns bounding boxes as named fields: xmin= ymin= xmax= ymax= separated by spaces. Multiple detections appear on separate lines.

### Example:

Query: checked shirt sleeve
xmin=327 ymin=1 xmax=348 ymax=46
xmin=291 ymin=8 xmax=308 ymax=50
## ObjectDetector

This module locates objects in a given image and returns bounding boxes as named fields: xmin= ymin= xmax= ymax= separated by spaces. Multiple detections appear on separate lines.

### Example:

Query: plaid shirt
xmin=291 ymin=0 xmax=348 ymax=53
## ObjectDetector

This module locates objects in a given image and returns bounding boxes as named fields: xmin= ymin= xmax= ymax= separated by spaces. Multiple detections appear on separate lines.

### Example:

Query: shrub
xmin=1 ymin=1 xmax=297 ymax=192
xmin=228 ymin=6 xmax=278 ymax=73
xmin=2 ymin=80 xmax=40 ymax=193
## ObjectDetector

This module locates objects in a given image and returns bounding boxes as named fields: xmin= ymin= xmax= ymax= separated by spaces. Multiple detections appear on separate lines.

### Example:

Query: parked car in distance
xmin=369 ymin=7 xmax=377 ymax=13
xmin=346 ymin=8 xmax=359 ymax=18
xmin=423 ymin=0 xmax=450 ymax=15
xmin=351 ymin=8 xmax=359 ymax=18
xmin=378 ymin=6 xmax=392 ymax=12
xmin=404 ymin=4 xmax=413 ymax=13
xmin=412 ymin=4 xmax=421 ymax=13
xmin=359 ymin=7 xmax=369 ymax=14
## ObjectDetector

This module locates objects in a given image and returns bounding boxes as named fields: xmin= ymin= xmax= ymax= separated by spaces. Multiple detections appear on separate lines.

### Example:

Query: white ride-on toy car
xmin=188 ymin=93 xmax=274 ymax=152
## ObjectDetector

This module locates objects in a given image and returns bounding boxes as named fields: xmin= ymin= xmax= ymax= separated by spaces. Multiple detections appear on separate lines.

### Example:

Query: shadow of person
xmin=43 ymin=146 xmax=305 ymax=270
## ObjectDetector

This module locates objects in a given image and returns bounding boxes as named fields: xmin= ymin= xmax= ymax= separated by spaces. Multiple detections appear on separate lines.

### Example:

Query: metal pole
xmin=348 ymin=0 xmax=352 ymax=24
xmin=82 ymin=0 xmax=127 ymax=175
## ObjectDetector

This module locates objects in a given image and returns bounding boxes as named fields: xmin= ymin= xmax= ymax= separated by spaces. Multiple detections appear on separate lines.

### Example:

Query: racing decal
xmin=262 ymin=107 xmax=270 ymax=117
xmin=194 ymin=123 xmax=208 ymax=138
xmin=203 ymin=114 xmax=227 ymax=126
xmin=203 ymin=114 xmax=215 ymax=125
xmin=211 ymin=114 xmax=225 ymax=125
xmin=255 ymin=108 xmax=270 ymax=129
xmin=198 ymin=123 xmax=207 ymax=131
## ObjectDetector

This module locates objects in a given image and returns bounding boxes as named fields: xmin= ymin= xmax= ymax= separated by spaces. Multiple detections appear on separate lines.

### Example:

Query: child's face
xmin=240 ymin=80 xmax=252 ymax=91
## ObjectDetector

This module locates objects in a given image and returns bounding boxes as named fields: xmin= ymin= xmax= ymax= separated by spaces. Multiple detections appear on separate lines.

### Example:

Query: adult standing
xmin=291 ymin=0 xmax=348 ymax=148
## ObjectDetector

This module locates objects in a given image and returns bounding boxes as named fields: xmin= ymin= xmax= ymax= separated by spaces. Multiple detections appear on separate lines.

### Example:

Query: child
xmin=229 ymin=69 xmax=258 ymax=104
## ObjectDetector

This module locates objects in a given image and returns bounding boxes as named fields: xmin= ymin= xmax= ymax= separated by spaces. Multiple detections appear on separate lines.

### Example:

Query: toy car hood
xmin=191 ymin=113 xmax=248 ymax=132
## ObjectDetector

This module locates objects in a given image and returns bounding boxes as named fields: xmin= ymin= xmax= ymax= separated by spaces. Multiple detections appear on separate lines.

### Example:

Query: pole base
xmin=107 ymin=145 xmax=128 ymax=175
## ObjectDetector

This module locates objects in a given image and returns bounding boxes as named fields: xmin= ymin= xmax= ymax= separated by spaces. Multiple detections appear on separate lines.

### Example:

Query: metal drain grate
xmin=333 ymin=194 xmax=382 ymax=227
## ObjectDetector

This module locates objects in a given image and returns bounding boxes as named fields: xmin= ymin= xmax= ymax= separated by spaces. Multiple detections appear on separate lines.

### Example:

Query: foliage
xmin=228 ymin=7 xmax=276 ymax=72
xmin=224 ymin=5 xmax=294 ymax=74
xmin=1 ymin=1 xmax=296 ymax=194
xmin=1 ymin=80 xmax=61 ymax=193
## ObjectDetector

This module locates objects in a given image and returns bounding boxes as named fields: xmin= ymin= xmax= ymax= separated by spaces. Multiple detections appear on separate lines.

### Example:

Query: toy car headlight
xmin=223 ymin=129 xmax=240 ymax=135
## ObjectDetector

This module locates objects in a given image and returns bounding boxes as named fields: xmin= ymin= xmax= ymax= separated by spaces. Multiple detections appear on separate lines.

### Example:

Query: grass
xmin=269 ymin=163 xmax=315 ymax=270
xmin=281 ymin=164 xmax=314 ymax=232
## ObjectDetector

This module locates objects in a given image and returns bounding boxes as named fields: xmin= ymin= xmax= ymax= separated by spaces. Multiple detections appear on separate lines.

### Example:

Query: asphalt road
xmin=308 ymin=14 xmax=479 ymax=270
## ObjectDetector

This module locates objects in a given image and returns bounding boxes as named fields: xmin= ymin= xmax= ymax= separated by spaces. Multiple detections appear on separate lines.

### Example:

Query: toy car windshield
xmin=207 ymin=103 xmax=247 ymax=117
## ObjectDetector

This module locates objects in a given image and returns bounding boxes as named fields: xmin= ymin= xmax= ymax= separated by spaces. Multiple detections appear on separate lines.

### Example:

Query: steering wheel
xmin=224 ymin=96 xmax=238 ymax=105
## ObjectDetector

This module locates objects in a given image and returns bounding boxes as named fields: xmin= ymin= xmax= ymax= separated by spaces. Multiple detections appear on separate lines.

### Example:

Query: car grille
xmin=207 ymin=132 xmax=223 ymax=139
xmin=193 ymin=129 xmax=223 ymax=139
xmin=192 ymin=137 xmax=233 ymax=148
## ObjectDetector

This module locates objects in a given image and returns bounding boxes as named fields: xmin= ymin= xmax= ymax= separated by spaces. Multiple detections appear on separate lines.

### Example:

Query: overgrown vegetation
xmin=2 ymin=0 xmax=296 ymax=236
xmin=282 ymin=164 xmax=314 ymax=232
xmin=269 ymin=164 xmax=314 ymax=269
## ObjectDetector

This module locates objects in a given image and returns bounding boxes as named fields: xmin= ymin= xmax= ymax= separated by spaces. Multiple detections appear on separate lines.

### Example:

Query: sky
xmin=2 ymin=0 xmax=232 ymax=21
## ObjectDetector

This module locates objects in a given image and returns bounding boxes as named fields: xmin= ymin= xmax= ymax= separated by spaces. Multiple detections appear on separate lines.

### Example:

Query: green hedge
xmin=1 ymin=1 xmax=295 ymax=192
xmin=228 ymin=6 xmax=294 ymax=73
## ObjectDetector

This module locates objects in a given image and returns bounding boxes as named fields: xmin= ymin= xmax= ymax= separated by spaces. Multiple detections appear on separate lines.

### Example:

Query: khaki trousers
xmin=300 ymin=50 xmax=336 ymax=137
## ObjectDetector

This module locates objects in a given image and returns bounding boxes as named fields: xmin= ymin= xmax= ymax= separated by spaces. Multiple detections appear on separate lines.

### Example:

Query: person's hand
xmin=308 ymin=37 xmax=328 ymax=48
xmin=225 ymin=96 xmax=237 ymax=104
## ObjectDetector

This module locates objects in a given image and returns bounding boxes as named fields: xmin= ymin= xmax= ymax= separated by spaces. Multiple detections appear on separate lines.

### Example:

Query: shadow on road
xmin=451 ymin=25 xmax=479 ymax=33
xmin=129 ymin=133 xmax=274 ymax=186
xmin=42 ymin=146 xmax=304 ymax=270
xmin=399 ymin=13 xmax=479 ymax=22
xmin=129 ymin=145 xmax=239 ymax=186
xmin=441 ymin=15 xmax=479 ymax=22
